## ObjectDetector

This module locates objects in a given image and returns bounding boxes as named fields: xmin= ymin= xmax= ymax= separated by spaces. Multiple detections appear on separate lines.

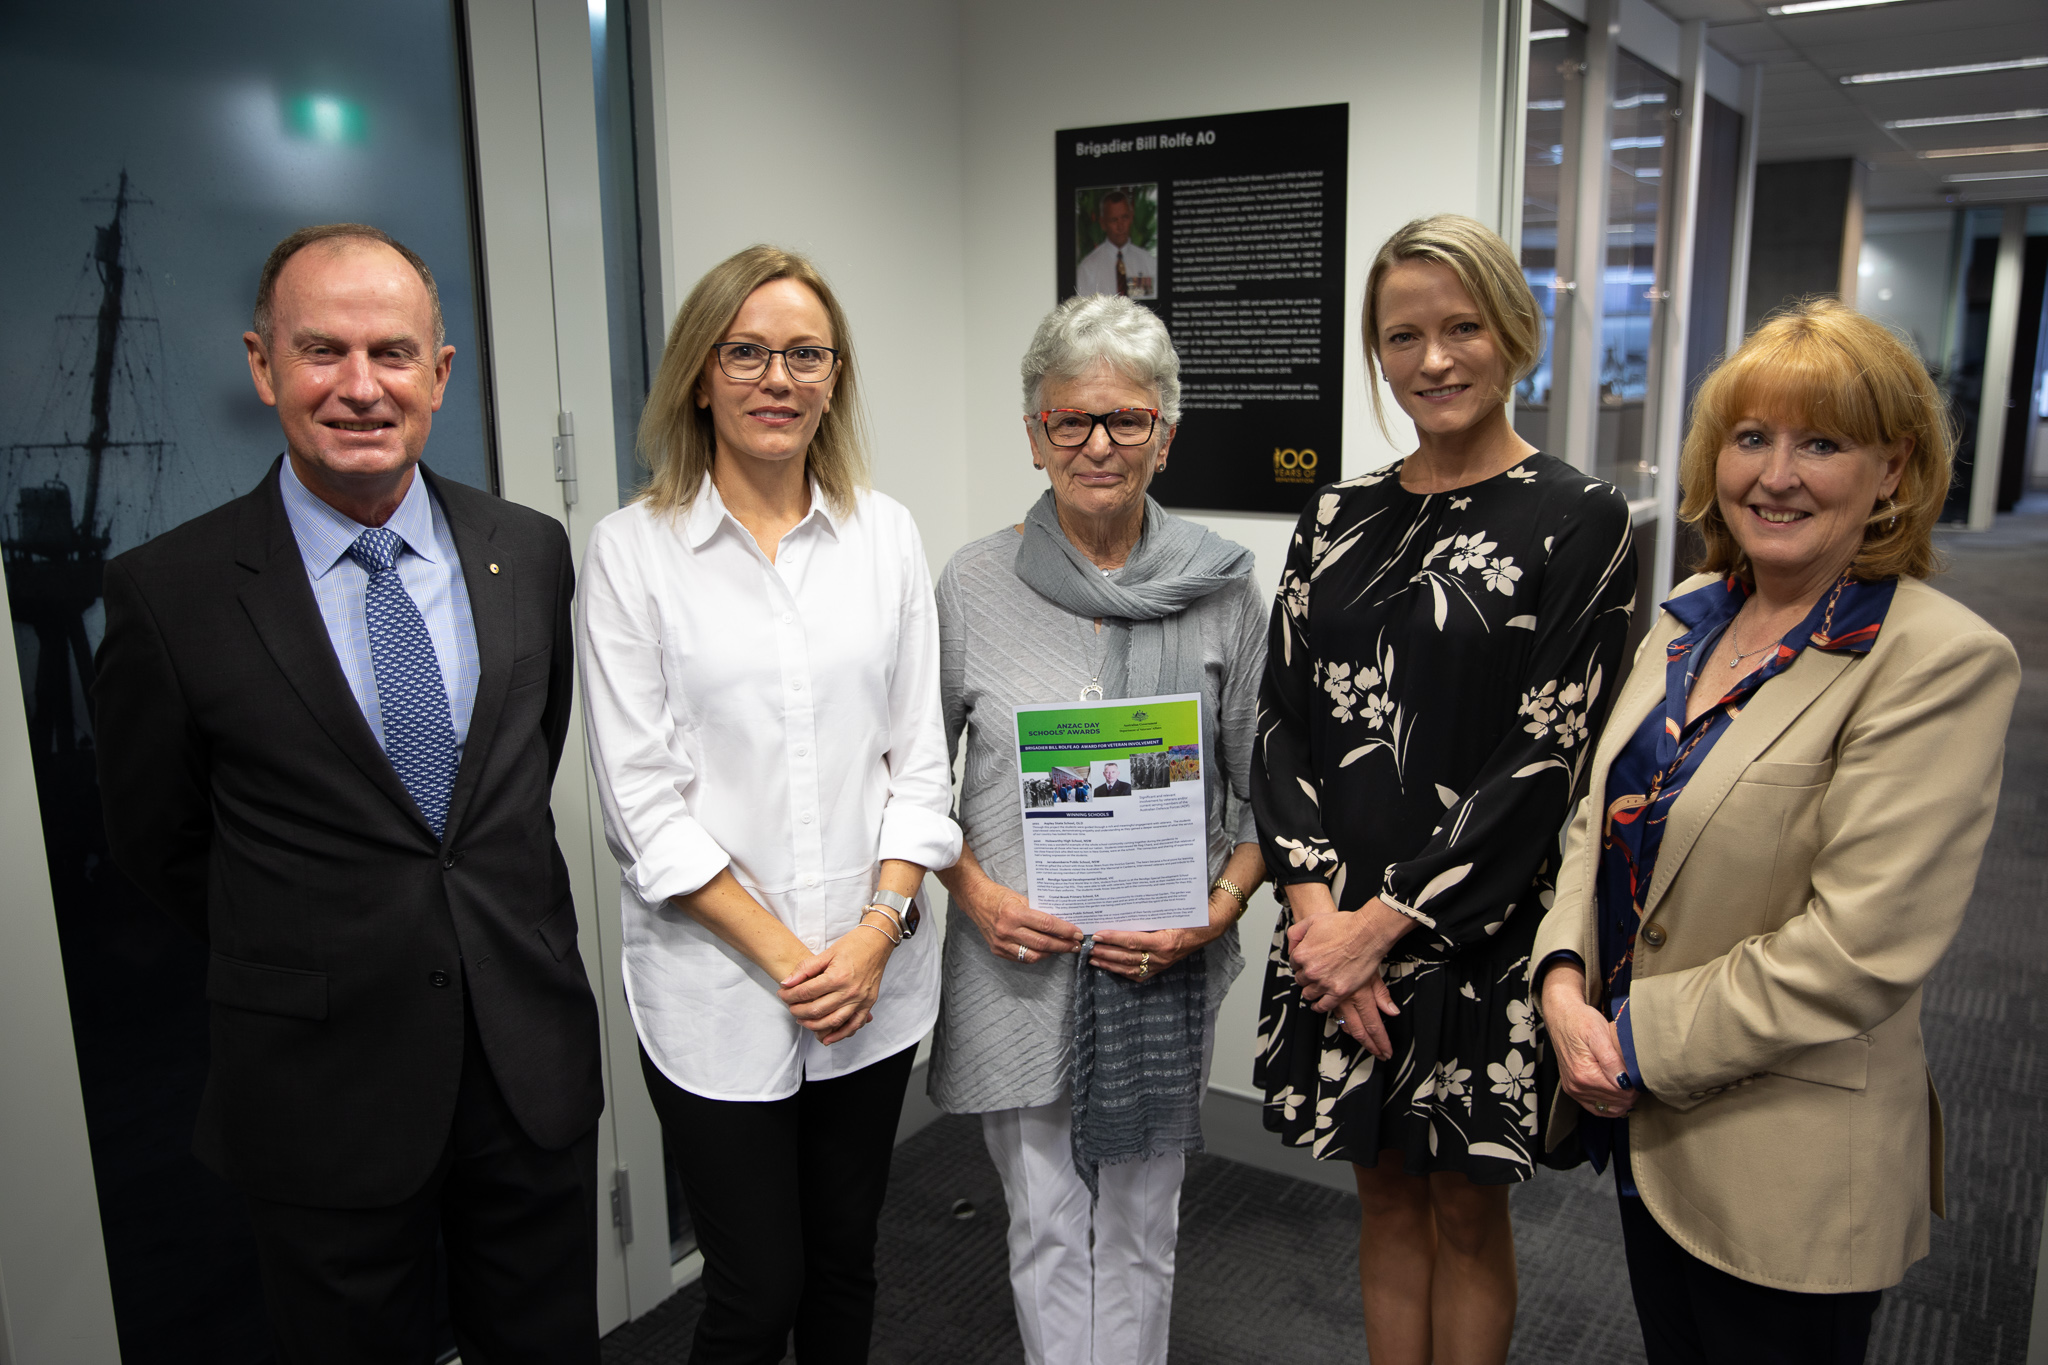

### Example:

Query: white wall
xmin=960 ymin=0 xmax=1504 ymax=580
xmin=1859 ymin=209 xmax=1957 ymax=369
xmin=958 ymin=0 xmax=1507 ymax=1097
xmin=0 ymin=602 xmax=119 ymax=1363
xmin=652 ymin=0 xmax=972 ymax=569
xmin=650 ymin=0 xmax=1512 ymax=1103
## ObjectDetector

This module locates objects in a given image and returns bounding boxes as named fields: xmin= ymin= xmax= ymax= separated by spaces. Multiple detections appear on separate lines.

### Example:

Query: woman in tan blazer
xmin=1530 ymin=299 xmax=2019 ymax=1364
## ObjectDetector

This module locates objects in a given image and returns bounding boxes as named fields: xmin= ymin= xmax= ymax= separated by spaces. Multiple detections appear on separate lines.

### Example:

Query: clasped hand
xmin=1286 ymin=889 xmax=1410 ymax=1060
xmin=1538 ymin=964 xmax=1637 ymax=1117
xmin=777 ymin=926 xmax=893 ymax=1046
xmin=961 ymin=874 xmax=1221 ymax=984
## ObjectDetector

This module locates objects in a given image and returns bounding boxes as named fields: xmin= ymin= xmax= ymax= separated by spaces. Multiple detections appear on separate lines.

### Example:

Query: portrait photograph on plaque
xmin=1074 ymin=183 xmax=1160 ymax=299
xmin=1056 ymin=103 xmax=1348 ymax=515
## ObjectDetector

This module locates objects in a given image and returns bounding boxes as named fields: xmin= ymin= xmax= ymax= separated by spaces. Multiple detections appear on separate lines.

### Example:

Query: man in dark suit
xmin=1093 ymin=762 xmax=1133 ymax=798
xmin=95 ymin=224 xmax=603 ymax=1362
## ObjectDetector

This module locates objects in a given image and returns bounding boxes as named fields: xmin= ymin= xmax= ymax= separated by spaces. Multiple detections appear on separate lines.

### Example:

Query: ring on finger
xmin=1595 ymin=1101 xmax=1609 ymax=1112
xmin=1015 ymin=943 xmax=1027 ymax=962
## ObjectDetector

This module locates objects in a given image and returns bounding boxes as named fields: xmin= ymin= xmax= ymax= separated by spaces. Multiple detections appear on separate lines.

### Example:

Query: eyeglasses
xmin=1028 ymin=407 xmax=1162 ymax=447
xmin=712 ymin=342 xmax=839 ymax=383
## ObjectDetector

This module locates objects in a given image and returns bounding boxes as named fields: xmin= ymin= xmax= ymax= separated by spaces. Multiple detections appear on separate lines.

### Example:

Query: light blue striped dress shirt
xmin=278 ymin=458 xmax=481 ymax=751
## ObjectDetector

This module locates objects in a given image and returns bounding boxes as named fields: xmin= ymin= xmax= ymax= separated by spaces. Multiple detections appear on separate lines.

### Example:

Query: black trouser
xmin=641 ymin=1043 xmax=916 ymax=1365
xmin=1619 ymin=1187 xmax=1881 ymax=1365
xmin=244 ymin=1004 xmax=600 ymax=1365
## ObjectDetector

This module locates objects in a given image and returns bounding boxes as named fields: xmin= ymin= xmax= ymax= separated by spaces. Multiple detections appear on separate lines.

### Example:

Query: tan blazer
xmin=1531 ymin=573 xmax=2019 ymax=1293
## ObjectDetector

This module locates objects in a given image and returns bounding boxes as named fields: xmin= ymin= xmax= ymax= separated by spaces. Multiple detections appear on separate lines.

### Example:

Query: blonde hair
xmin=1362 ymin=214 xmax=1541 ymax=440
xmin=1679 ymin=297 xmax=1951 ymax=582
xmin=637 ymin=245 xmax=867 ymax=517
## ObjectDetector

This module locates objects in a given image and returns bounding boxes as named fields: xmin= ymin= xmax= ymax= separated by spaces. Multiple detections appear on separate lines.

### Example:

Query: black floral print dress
xmin=1251 ymin=454 xmax=1635 ymax=1181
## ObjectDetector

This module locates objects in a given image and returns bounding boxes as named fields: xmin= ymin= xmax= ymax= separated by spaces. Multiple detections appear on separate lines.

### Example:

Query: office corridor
xmin=600 ymin=501 xmax=2048 ymax=1364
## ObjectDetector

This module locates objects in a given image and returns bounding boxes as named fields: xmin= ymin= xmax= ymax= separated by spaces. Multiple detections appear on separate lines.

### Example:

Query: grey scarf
xmin=1012 ymin=491 xmax=1255 ymax=1193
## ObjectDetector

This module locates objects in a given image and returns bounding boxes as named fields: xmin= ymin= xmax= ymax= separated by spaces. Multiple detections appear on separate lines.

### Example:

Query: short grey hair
xmin=1020 ymin=295 xmax=1181 ymax=426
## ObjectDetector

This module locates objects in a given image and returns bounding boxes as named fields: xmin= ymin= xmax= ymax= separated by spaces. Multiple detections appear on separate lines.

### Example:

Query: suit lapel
xmin=234 ymin=461 xmax=435 ymax=839
xmin=1639 ymin=645 xmax=1856 ymax=922
xmin=1560 ymin=620 xmax=1672 ymax=954
xmin=432 ymin=470 xmax=514 ymax=844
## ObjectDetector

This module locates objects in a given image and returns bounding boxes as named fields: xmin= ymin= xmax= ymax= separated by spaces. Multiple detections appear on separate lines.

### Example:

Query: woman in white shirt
xmin=578 ymin=244 xmax=961 ymax=1364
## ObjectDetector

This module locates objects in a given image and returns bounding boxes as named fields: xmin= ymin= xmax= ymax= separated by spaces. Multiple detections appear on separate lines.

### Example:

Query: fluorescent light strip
xmin=1530 ymin=28 xmax=1570 ymax=40
xmin=1767 ymin=0 xmax=1906 ymax=13
xmin=1920 ymin=142 xmax=2048 ymax=158
xmin=1943 ymin=168 xmax=2048 ymax=182
xmin=1887 ymin=108 xmax=2048 ymax=129
xmin=1842 ymin=56 xmax=2048 ymax=85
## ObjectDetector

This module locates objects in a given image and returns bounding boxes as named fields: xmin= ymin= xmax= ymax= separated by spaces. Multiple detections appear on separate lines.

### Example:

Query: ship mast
xmin=78 ymin=169 xmax=131 ymax=546
xmin=4 ymin=170 xmax=163 ymax=759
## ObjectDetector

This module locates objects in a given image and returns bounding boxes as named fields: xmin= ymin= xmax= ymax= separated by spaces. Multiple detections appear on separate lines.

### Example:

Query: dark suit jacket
xmin=1094 ymin=781 xmax=1132 ymax=797
xmin=95 ymin=458 xmax=603 ymax=1209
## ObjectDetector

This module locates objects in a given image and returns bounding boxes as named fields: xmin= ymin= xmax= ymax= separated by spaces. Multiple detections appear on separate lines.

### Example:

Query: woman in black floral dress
xmin=1251 ymin=216 xmax=1635 ymax=1365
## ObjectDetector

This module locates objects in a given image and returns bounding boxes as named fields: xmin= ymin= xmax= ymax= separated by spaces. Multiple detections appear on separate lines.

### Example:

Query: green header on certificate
xmin=1014 ymin=695 xmax=1200 ymax=772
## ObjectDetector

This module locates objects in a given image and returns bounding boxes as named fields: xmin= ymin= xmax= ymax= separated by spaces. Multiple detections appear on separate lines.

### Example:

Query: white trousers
xmin=981 ymin=1096 xmax=1184 ymax=1365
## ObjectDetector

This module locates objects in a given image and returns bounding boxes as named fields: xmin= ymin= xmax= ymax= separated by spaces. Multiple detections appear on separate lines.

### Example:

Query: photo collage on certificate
xmin=1013 ymin=694 xmax=1209 ymax=933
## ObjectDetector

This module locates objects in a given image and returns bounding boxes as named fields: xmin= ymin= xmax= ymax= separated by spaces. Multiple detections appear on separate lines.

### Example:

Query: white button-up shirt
xmin=578 ymin=478 xmax=962 ymax=1101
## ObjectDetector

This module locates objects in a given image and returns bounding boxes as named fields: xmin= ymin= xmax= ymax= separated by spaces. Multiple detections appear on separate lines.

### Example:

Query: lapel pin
xmin=489 ymin=563 xmax=500 ymax=575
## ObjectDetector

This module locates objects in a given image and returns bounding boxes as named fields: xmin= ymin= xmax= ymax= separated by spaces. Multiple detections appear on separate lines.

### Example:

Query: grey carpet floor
xmin=603 ymin=500 xmax=2048 ymax=1363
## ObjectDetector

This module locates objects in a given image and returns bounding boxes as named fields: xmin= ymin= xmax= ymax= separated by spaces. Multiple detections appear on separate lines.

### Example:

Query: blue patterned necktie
xmin=348 ymin=527 xmax=459 ymax=840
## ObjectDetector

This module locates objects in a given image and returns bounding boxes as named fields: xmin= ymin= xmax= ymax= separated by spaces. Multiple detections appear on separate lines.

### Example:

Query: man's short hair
xmin=252 ymin=223 xmax=445 ymax=350
xmin=1099 ymin=189 xmax=1132 ymax=213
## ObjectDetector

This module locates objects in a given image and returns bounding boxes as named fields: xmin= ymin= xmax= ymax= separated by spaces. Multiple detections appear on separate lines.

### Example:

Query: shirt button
xmin=806 ymin=877 xmax=818 ymax=888
xmin=428 ymin=970 xmax=452 ymax=988
xmin=782 ymin=611 xmax=794 ymax=624
xmin=801 ymin=812 xmax=814 ymax=824
xmin=791 ymin=680 xmax=804 ymax=692
xmin=795 ymin=746 xmax=809 ymax=757
xmin=1642 ymin=926 xmax=1666 ymax=948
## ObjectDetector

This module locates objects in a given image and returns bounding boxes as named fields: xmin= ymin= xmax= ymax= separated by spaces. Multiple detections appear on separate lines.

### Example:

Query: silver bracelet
xmin=867 ymin=888 xmax=918 ymax=938
xmin=852 ymin=919 xmax=900 ymax=948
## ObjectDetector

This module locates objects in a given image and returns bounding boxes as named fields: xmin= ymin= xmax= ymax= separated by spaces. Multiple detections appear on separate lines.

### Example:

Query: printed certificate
xmin=1013 ymin=693 xmax=1209 ymax=932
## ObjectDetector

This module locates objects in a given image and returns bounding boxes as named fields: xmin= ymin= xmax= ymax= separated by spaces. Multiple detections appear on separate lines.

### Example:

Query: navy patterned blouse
xmin=1561 ymin=571 xmax=1896 ymax=1186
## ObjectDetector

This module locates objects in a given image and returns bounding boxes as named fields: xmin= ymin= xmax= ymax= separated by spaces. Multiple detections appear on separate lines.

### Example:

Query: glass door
xmin=1595 ymin=49 xmax=1680 ymax=505
xmin=1514 ymin=2 xmax=1588 ymax=459
xmin=1 ymin=3 xmax=492 ymax=1357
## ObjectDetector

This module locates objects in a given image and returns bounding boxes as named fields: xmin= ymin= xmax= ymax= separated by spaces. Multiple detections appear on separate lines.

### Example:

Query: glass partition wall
xmin=1597 ymin=51 xmax=1680 ymax=505
xmin=1513 ymin=2 xmax=1587 ymax=458
xmin=1513 ymin=1 xmax=1723 ymax=650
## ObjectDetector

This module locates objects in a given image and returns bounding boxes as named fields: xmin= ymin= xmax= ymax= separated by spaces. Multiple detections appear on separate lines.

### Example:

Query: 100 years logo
xmin=1273 ymin=447 xmax=1318 ymax=484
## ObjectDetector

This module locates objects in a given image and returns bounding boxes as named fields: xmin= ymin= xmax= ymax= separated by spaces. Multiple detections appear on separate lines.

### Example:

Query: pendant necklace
xmin=1726 ymin=636 xmax=1776 ymax=670
xmin=1723 ymin=613 xmax=1779 ymax=670
xmin=1077 ymin=614 xmax=1109 ymax=702
xmin=1076 ymin=538 xmax=1132 ymax=701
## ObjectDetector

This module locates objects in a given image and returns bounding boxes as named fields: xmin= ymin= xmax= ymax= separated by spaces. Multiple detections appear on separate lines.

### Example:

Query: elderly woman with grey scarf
xmin=928 ymin=295 xmax=1267 ymax=1365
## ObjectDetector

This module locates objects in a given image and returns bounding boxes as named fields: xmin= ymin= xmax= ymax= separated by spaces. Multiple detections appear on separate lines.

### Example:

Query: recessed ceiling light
xmin=1942 ymin=168 xmax=2048 ymax=182
xmin=1887 ymin=108 xmax=2048 ymax=129
xmin=1766 ymin=0 xmax=1906 ymax=13
xmin=1842 ymin=57 xmax=2048 ymax=85
xmin=1919 ymin=142 xmax=2048 ymax=158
